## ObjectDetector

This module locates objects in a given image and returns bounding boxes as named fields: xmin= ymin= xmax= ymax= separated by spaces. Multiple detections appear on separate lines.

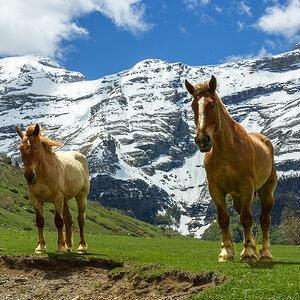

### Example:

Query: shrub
xmin=280 ymin=208 xmax=300 ymax=245
xmin=0 ymin=153 xmax=12 ymax=164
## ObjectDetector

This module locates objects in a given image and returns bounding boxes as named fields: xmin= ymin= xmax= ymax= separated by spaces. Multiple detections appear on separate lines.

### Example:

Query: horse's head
xmin=185 ymin=75 xmax=220 ymax=152
xmin=16 ymin=124 xmax=41 ymax=185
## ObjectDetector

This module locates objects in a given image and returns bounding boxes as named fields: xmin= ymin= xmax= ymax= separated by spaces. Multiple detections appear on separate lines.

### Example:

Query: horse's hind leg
xmin=240 ymin=183 xmax=259 ymax=263
xmin=258 ymin=170 xmax=276 ymax=262
xmin=54 ymin=193 xmax=68 ymax=254
xmin=63 ymin=201 xmax=73 ymax=252
xmin=76 ymin=191 xmax=87 ymax=254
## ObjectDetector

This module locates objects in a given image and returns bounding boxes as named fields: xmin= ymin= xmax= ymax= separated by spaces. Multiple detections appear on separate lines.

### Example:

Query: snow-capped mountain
xmin=1 ymin=46 xmax=300 ymax=237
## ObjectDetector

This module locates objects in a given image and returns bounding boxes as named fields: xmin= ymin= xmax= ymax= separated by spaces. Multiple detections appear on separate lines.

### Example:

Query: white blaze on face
xmin=198 ymin=97 xmax=205 ymax=131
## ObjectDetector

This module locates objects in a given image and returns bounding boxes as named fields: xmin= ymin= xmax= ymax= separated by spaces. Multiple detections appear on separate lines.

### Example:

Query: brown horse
xmin=16 ymin=124 xmax=90 ymax=254
xmin=185 ymin=76 xmax=277 ymax=263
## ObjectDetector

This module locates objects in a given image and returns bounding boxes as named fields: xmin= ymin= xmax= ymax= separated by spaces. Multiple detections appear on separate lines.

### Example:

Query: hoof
xmin=260 ymin=256 xmax=273 ymax=262
xmin=218 ymin=254 xmax=234 ymax=262
xmin=35 ymin=249 xmax=47 ymax=254
xmin=55 ymin=246 xmax=68 ymax=254
xmin=35 ymin=245 xmax=47 ymax=254
xmin=218 ymin=246 xmax=234 ymax=262
xmin=77 ymin=244 xmax=88 ymax=254
xmin=260 ymin=248 xmax=272 ymax=262
xmin=77 ymin=249 xmax=87 ymax=254
xmin=241 ymin=254 xmax=258 ymax=263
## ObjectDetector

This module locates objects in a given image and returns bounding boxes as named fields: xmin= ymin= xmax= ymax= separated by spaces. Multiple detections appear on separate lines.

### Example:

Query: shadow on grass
xmin=47 ymin=252 xmax=100 ymax=257
xmin=247 ymin=261 xmax=300 ymax=269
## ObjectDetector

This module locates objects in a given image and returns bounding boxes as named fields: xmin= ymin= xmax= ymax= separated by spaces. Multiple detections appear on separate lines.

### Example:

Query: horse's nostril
xmin=24 ymin=172 xmax=36 ymax=184
xmin=206 ymin=135 xmax=211 ymax=143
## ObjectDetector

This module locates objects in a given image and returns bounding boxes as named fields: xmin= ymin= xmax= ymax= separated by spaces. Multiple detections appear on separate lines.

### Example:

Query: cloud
xmin=0 ymin=0 xmax=151 ymax=58
xmin=215 ymin=6 xmax=223 ymax=13
xmin=179 ymin=26 xmax=188 ymax=34
xmin=96 ymin=0 xmax=151 ymax=34
xmin=183 ymin=0 xmax=210 ymax=10
xmin=237 ymin=21 xmax=244 ymax=31
xmin=239 ymin=1 xmax=252 ymax=17
xmin=256 ymin=0 xmax=300 ymax=40
xmin=223 ymin=47 xmax=271 ymax=63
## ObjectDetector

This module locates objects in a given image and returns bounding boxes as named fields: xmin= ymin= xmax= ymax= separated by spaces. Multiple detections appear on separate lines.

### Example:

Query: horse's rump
xmin=248 ymin=133 xmax=275 ymax=191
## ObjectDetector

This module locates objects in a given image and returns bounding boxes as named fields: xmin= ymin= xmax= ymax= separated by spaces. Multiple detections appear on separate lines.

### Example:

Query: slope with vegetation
xmin=0 ymin=158 xmax=181 ymax=239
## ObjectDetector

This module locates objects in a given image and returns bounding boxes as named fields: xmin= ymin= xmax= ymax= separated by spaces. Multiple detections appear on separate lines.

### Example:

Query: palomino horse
xmin=185 ymin=75 xmax=277 ymax=263
xmin=16 ymin=124 xmax=90 ymax=254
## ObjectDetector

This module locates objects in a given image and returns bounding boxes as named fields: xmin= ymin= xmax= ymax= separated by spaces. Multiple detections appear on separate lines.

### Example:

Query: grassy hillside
xmin=0 ymin=160 xmax=181 ymax=239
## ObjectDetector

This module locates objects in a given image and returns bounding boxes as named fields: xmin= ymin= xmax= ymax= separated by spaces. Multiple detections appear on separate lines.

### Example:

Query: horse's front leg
xmin=209 ymin=184 xmax=234 ymax=262
xmin=240 ymin=183 xmax=259 ymax=263
xmin=54 ymin=194 xmax=68 ymax=254
xmin=31 ymin=198 xmax=47 ymax=253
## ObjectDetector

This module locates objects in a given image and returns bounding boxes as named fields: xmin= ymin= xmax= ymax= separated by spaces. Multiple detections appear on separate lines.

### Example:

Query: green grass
xmin=1 ymin=161 xmax=300 ymax=299
xmin=0 ymin=229 xmax=299 ymax=299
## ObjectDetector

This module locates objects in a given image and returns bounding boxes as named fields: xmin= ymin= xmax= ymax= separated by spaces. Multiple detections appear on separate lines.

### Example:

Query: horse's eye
xmin=36 ymin=147 xmax=39 ymax=151
xmin=211 ymin=103 xmax=215 ymax=110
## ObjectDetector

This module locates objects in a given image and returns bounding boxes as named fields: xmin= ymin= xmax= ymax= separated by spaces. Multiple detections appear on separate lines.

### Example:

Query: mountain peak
xmin=0 ymin=47 xmax=299 ymax=237
xmin=292 ymin=42 xmax=300 ymax=51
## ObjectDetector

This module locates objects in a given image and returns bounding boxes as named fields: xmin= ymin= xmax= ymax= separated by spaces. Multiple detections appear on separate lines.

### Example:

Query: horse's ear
xmin=185 ymin=80 xmax=195 ymax=95
xmin=16 ymin=127 xmax=24 ymax=139
xmin=33 ymin=124 xmax=40 ymax=136
xmin=208 ymin=75 xmax=217 ymax=94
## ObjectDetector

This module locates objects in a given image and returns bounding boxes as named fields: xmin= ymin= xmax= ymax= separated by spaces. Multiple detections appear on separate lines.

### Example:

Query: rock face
xmin=1 ymin=46 xmax=300 ymax=237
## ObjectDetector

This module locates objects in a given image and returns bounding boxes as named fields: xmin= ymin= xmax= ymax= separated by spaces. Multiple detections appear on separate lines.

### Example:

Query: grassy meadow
xmin=1 ymin=160 xmax=300 ymax=299
xmin=0 ymin=229 xmax=299 ymax=299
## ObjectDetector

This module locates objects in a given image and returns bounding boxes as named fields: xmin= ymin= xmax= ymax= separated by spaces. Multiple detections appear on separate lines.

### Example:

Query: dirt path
xmin=0 ymin=255 xmax=223 ymax=300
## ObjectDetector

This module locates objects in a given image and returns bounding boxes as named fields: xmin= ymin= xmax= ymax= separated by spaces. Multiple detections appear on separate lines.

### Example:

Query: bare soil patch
xmin=0 ymin=255 xmax=223 ymax=300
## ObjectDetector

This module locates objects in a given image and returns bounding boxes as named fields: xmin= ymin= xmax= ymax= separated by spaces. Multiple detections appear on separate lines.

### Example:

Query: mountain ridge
xmin=0 ymin=45 xmax=300 ymax=237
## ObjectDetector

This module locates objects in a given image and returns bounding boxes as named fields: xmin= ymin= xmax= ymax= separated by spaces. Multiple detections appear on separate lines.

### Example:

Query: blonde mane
xmin=25 ymin=125 xmax=63 ymax=150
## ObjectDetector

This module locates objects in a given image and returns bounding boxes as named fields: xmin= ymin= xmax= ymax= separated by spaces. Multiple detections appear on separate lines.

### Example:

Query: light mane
xmin=25 ymin=125 xmax=63 ymax=151
xmin=193 ymin=79 xmax=213 ymax=96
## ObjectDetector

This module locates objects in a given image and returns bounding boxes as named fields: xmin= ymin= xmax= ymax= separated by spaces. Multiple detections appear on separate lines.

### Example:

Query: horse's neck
xmin=213 ymin=101 xmax=239 ymax=153
xmin=37 ymin=149 xmax=58 ymax=177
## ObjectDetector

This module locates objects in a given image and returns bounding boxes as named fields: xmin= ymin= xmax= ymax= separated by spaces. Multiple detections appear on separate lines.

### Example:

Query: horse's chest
xmin=29 ymin=181 xmax=59 ymax=203
xmin=205 ymin=157 xmax=247 ymax=192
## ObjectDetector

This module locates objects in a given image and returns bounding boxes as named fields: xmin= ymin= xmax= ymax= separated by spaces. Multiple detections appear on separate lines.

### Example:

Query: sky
xmin=0 ymin=0 xmax=300 ymax=80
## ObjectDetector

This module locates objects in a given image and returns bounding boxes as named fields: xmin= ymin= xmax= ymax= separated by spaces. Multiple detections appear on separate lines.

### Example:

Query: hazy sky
xmin=1 ymin=0 xmax=300 ymax=79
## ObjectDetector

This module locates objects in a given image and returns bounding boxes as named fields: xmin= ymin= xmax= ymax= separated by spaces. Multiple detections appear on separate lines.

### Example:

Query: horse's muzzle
xmin=25 ymin=172 xmax=36 ymax=185
xmin=195 ymin=135 xmax=211 ymax=152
